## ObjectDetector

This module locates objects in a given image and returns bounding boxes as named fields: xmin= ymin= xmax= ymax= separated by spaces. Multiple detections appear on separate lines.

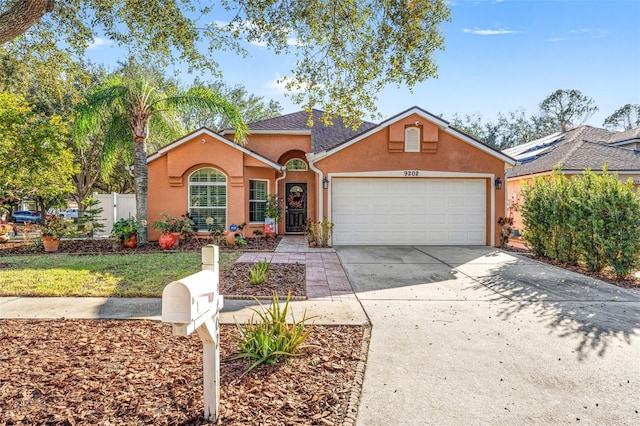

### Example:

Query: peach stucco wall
xmin=315 ymin=113 xmax=507 ymax=246
xmin=147 ymin=134 xmax=281 ymax=241
xmin=148 ymin=113 xmax=509 ymax=245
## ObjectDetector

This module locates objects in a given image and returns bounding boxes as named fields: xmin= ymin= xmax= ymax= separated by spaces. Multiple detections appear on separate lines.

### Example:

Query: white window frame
xmin=249 ymin=179 xmax=269 ymax=223
xmin=188 ymin=167 xmax=227 ymax=231
xmin=285 ymin=158 xmax=308 ymax=171
xmin=405 ymin=127 xmax=421 ymax=152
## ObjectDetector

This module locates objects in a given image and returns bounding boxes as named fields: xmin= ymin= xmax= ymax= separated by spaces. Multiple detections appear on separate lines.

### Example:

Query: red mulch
xmin=0 ymin=320 xmax=369 ymax=425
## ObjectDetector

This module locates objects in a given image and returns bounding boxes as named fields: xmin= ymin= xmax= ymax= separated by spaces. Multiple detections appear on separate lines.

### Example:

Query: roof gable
xmin=309 ymin=106 xmax=516 ymax=165
xmin=147 ymin=127 xmax=283 ymax=170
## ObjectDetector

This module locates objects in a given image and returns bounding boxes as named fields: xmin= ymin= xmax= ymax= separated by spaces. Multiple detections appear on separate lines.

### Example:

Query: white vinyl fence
xmin=92 ymin=192 xmax=136 ymax=236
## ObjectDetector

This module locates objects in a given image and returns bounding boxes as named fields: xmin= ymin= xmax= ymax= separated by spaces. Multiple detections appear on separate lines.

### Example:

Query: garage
xmin=331 ymin=177 xmax=487 ymax=245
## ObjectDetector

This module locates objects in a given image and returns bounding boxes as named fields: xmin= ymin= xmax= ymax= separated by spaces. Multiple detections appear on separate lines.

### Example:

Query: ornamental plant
xmin=521 ymin=166 xmax=640 ymax=278
xmin=232 ymin=292 xmax=315 ymax=374
xmin=40 ymin=215 xmax=69 ymax=239
xmin=304 ymin=217 xmax=334 ymax=247
xmin=111 ymin=217 xmax=143 ymax=242
xmin=264 ymin=195 xmax=282 ymax=221
xmin=152 ymin=213 xmax=196 ymax=239
xmin=248 ymin=260 xmax=272 ymax=285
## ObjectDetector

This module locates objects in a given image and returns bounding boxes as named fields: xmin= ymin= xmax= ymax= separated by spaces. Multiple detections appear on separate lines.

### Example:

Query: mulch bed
xmin=0 ymin=236 xmax=281 ymax=256
xmin=0 ymin=319 xmax=369 ymax=425
xmin=221 ymin=262 xmax=306 ymax=299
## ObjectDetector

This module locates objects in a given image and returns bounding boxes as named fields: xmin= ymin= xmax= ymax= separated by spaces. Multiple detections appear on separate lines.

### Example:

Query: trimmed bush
xmin=521 ymin=166 xmax=640 ymax=278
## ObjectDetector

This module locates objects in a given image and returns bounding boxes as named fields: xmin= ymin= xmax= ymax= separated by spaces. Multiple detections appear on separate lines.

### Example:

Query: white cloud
xmin=88 ymin=37 xmax=113 ymax=49
xmin=570 ymin=28 xmax=609 ymax=38
xmin=547 ymin=37 xmax=565 ymax=42
xmin=570 ymin=28 xmax=591 ymax=34
xmin=266 ymin=74 xmax=309 ymax=95
xmin=463 ymin=28 xmax=519 ymax=36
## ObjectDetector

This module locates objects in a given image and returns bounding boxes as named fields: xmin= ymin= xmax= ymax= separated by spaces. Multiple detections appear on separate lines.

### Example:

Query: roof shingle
xmin=506 ymin=125 xmax=640 ymax=178
xmin=226 ymin=109 xmax=378 ymax=153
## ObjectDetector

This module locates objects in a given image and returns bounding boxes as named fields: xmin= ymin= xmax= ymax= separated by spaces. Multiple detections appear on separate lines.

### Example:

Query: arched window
xmin=285 ymin=158 xmax=308 ymax=171
xmin=188 ymin=168 xmax=226 ymax=231
xmin=405 ymin=127 xmax=420 ymax=152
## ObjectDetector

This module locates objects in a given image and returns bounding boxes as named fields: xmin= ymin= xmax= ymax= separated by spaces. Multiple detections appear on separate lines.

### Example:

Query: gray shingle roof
xmin=228 ymin=109 xmax=378 ymax=153
xmin=506 ymin=125 xmax=640 ymax=178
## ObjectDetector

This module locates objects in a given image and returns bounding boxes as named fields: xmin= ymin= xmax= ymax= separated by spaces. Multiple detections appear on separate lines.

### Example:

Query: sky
xmin=84 ymin=0 xmax=640 ymax=128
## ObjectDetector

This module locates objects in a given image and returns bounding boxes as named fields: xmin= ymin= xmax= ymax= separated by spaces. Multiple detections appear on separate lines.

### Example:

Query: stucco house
xmin=147 ymin=106 xmax=515 ymax=246
xmin=504 ymin=125 xmax=640 ymax=231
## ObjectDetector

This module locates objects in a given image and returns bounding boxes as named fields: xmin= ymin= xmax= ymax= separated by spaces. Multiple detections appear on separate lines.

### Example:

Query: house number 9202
xmin=404 ymin=170 xmax=419 ymax=177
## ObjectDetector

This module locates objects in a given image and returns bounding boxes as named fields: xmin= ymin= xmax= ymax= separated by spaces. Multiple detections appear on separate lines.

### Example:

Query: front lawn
xmin=0 ymin=252 xmax=240 ymax=297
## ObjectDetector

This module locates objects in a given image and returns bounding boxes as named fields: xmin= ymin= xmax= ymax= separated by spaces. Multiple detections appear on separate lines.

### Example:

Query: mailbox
xmin=162 ymin=269 xmax=223 ymax=334
xmin=162 ymin=245 xmax=222 ymax=422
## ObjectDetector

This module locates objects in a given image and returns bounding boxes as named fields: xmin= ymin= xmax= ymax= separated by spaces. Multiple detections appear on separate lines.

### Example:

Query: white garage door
xmin=331 ymin=178 xmax=487 ymax=245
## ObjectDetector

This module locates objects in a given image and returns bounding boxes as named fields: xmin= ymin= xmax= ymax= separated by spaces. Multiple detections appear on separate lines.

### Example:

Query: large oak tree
xmin=0 ymin=0 xmax=450 ymax=126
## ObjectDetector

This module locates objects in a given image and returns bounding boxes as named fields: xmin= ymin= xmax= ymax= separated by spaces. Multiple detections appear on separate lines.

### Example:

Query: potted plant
xmin=40 ymin=215 xmax=69 ymax=252
xmin=264 ymin=195 xmax=282 ymax=237
xmin=111 ymin=217 xmax=142 ymax=248
xmin=225 ymin=222 xmax=246 ymax=246
xmin=152 ymin=213 xmax=196 ymax=248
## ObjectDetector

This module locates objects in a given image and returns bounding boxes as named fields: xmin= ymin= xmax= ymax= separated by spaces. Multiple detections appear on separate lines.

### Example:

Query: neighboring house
xmin=147 ymin=106 xmax=515 ymax=246
xmin=504 ymin=125 xmax=640 ymax=231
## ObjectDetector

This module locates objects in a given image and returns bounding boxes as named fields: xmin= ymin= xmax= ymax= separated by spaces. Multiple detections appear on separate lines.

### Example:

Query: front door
xmin=285 ymin=183 xmax=307 ymax=233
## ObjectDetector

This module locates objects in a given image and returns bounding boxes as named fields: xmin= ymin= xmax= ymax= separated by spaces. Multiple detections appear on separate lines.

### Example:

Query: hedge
xmin=520 ymin=167 xmax=640 ymax=278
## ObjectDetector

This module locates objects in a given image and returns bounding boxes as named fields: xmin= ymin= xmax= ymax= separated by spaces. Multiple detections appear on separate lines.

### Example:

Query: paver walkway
xmin=237 ymin=236 xmax=355 ymax=301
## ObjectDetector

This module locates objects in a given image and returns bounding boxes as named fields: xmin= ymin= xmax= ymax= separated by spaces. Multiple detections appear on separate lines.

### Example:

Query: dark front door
xmin=285 ymin=183 xmax=307 ymax=233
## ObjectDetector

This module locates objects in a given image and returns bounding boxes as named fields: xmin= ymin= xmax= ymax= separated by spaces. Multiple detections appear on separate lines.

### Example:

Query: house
xmin=503 ymin=125 xmax=640 ymax=231
xmin=147 ymin=107 xmax=515 ymax=246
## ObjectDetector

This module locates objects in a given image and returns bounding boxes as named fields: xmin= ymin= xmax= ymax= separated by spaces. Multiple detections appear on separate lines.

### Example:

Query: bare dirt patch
xmin=0 ymin=319 xmax=369 ymax=425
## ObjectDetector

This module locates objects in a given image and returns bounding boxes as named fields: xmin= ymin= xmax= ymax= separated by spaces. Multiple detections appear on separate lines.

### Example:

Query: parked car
xmin=61 ymin=208 xmax=78 ymax=220
xmin=11 ymin=210 xmax=42 ymax=223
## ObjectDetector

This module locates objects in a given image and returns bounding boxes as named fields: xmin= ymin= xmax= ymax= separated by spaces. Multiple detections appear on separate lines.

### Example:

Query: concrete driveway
xmin=336 ymin=246 xmax=640 ymax=425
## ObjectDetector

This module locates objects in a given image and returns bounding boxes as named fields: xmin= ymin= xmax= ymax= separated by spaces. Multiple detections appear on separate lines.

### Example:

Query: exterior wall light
xmin=494 ymin=177 xmax=503 ymax=190
xmin=323 ymin=177 xmax=329 ymax=189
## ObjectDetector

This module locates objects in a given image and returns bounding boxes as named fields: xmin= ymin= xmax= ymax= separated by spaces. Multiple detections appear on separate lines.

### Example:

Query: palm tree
xmin=75 ymin=75 xmax=248 ymax=244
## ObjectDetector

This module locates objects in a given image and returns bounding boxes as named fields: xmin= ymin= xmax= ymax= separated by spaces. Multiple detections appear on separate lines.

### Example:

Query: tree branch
xmin=0 ymin=0 xmax=55 ymax=44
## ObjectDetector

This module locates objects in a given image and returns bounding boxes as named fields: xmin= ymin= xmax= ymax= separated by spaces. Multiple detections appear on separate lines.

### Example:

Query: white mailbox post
xmin=162 ymin=245 xmax=223 ymax=422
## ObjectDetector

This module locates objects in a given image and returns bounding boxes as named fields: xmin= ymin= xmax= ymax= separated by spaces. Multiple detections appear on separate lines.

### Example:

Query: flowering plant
xmin=40 ymin=215 xmax=69 ymax=239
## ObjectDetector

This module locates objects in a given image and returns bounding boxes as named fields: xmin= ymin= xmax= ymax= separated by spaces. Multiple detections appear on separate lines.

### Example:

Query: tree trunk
xmin=0 ymin=0 xmax=55 ymax=45
xmin=133 ymin=135 xmax=148 ymax=244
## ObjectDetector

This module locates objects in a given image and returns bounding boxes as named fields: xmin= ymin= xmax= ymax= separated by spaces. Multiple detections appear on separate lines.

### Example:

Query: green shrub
xmin=231 ymin=292 xmax=314 ymax=374
xmin=248 ymin=260 xmax=271 ymax=285
xmin=521 ymin=166 xmax=640 ymax=277
xmin=304 ymin=216 xmax=334 ymax=247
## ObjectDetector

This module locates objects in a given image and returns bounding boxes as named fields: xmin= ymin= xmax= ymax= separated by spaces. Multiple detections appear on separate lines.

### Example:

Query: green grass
xmin=0 ymin=251 xmax=240 ymax=297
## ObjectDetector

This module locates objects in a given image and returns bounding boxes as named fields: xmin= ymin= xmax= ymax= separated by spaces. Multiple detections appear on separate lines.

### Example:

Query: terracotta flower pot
xmin=170 ymin=232 xmax=182 ymax=248
xmin=225 ymin=231 xmax=237 ymax=246
xmin=123 ymin=234 xmax=138 ymax=248
xmin=42 ymin=236 xmax=60 ymax=252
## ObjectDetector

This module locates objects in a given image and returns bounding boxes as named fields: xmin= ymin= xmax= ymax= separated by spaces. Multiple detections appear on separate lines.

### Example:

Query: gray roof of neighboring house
xmin=505 ymin=125 xmax=640 ymax=178
xmin=224 ymin=109 xmax=378 ymax=154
